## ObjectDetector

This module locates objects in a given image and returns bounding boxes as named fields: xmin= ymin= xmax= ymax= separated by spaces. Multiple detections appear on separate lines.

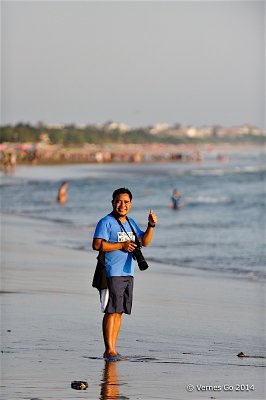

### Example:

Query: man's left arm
xmin=141 ymin=209 xmax=158 ymax=247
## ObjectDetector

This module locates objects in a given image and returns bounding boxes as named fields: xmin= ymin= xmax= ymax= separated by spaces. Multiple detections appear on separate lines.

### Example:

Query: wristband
xmin=148 ymin=222 xmax=156 ymax=228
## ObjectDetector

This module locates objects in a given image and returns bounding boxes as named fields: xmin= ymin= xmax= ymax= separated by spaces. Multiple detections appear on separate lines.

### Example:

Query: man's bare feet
xmin=103 ymin=352 xmax=125 ymax=361
xmin=103 ymin=350 xmax=118 ymax=358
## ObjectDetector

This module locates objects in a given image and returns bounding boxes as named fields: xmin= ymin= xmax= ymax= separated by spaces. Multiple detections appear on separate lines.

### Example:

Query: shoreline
xmin=1 ymin=212 xmax=265 ymax=399
xmin=2 ymin=210 xmax=264 ymax=284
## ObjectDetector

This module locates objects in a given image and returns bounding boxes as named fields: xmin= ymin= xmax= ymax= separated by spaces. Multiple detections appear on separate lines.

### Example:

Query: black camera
xmin=132 ymin=239 xmax=149 ymax=271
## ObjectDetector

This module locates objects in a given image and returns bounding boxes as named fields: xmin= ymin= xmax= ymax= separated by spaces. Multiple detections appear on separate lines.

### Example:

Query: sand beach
xmin=1 ymin=211 xmax=265 ymax=400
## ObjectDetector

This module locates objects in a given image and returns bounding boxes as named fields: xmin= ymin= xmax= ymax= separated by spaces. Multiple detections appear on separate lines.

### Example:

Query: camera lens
xmin=133 ymin=248 xmax=149 ymax=271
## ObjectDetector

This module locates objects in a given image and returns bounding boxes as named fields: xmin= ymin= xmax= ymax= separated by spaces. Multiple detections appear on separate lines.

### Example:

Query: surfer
xmin=92 ymin=187 xmax=157 ymax=361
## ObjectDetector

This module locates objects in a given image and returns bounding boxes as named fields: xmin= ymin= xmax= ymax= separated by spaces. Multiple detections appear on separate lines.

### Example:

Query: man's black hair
xmin=112 ymin=187 xmax=132 ymax=201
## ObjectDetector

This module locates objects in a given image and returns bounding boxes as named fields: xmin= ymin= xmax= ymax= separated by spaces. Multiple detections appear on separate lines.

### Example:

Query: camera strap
xmin=110 ymin=211 xmax=148 ymax=271
xmin=110 ymin=211 xmax=139 ymax=243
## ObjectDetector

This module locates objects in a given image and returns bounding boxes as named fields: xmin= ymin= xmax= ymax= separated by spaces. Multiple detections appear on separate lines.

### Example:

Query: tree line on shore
xmin=0 ymin=123 xmax=263 ymax=145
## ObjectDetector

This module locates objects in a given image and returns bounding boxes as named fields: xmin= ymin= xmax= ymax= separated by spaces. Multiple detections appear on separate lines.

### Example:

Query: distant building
xmin=149 ymin=123 xmax=171 ymax=135
xmin=186 ymin=127 xmax=198 ymax=138
xmin=103 ymin=121 xmax=130 ymax=133
xmin=237 ymin=124 xmax=263 ymax=136
xmin=186 ymin=126 xmax=213 ymax=138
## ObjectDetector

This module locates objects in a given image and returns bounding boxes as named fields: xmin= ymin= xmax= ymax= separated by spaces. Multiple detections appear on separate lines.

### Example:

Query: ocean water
xmin=1 ymin=148 xmax=265 ymax=281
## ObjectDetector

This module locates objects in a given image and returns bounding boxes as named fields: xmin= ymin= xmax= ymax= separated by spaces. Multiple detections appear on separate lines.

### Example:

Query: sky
xmin=1 ymin=0 xmax=265 ymax=129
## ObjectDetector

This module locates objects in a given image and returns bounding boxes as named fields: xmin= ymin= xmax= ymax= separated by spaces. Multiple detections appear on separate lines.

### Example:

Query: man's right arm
xmin=92 ymin=238 xmax=137 ymax=252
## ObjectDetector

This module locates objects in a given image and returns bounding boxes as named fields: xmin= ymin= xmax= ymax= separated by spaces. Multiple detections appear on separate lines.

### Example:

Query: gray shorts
xmin=103 ymin=276 xmax=134 ymax=315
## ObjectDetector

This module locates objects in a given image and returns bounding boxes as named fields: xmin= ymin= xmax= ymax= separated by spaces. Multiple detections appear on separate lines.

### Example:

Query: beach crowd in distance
xmin=1 ymin=142 xmax=205 ymax=168
xmin=1 ymin=140 xmax=263 ymax=173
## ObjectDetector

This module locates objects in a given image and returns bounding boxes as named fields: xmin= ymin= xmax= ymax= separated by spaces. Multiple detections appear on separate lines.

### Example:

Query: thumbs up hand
xmin=148 ymin=209 xmax=157 ymax=227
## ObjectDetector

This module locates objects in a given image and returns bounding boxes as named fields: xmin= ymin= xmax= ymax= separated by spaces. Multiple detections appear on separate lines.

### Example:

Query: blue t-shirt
xmin=93 ymin=213 xmax=144 ymax=277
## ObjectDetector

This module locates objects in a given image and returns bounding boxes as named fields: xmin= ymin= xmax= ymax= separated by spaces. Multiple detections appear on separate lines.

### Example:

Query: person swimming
xmin=57 ymin=181 xmax=68 ymax=204
xmin=170 ymin=188 xmax=183 ymax=210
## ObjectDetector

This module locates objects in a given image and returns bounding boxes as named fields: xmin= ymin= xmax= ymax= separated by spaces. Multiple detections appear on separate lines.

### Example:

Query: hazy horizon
xmin=2 ymin=1 xmax=265 ymax=129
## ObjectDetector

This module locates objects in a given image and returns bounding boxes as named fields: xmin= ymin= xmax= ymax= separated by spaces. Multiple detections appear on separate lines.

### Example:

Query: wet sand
xmin=1 ymin=213 xmax=265 ymax=399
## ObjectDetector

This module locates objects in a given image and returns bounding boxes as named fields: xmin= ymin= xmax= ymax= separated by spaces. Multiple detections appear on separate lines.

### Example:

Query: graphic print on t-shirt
xmin=117 ymin=231 xmax=135 ymax=242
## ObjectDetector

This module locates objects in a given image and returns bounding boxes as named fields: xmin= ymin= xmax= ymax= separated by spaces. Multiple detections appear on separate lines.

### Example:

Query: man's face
xmin=112 ymin=193 xmax=132 ymax=217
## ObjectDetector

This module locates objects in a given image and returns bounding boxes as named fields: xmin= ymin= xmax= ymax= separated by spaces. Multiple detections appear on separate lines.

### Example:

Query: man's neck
xmin=111 ymin=210 xmax=127 ymax=222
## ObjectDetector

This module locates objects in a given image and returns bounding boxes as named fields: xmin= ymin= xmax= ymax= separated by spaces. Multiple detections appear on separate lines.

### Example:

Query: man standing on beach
xmin=92 ymin=187 xmax=157 ymax=361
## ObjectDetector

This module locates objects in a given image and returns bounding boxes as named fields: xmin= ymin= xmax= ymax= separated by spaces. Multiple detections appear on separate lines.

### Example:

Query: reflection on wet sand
xmin=100 ymin=361 xmax=129 ymax=400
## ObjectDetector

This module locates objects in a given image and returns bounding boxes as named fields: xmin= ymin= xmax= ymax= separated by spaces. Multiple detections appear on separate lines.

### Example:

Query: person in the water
xmin=57 ymin=181 xmax=68 ymax=205
xmin=170 ymin=188 xmax=183 ymax=210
